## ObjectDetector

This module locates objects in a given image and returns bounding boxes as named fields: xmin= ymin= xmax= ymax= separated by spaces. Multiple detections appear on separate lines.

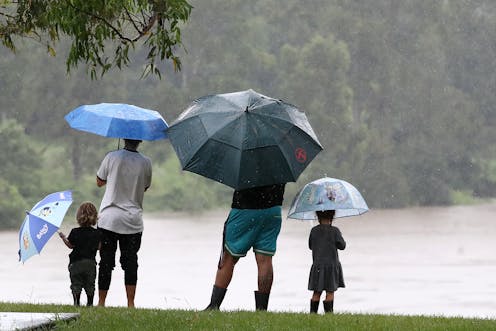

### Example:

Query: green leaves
xmin=1 ymin=0 xmax=496 ymax=213
xmin=0 ymin=0 xmax=192 ymax=79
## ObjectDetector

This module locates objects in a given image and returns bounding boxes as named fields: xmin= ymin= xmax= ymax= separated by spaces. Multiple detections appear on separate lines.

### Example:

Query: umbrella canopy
xmin=167 ymin=89 xmax=323 ymax=190
xmin=65 ymin=103 xmax=168 ymax=141
xmin=288 ymin=177 xmax=369 ymax=220
xmin=19 ymin=190 xmax=73 ymax=263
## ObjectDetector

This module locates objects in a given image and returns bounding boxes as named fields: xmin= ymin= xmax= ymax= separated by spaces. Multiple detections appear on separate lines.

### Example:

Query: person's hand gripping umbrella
xmin=18 ymin=190 xmax=73 ymax=263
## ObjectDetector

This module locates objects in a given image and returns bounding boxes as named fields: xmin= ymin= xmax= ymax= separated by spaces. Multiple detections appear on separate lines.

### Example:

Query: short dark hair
xmin=316 ymin=210 xmax=335 ymax=220
xmin=124 ymin=139 xmax=142 ymax=149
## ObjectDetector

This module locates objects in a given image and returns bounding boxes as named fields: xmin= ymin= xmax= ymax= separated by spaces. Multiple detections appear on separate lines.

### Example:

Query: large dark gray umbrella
xmin=167 ymin=89 xmax=323 ymax=190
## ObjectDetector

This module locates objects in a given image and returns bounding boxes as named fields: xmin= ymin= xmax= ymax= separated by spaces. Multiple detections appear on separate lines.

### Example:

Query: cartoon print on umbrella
xmin=19 ymin=190 xmax=73 ymax=263
xmin=288 ymin=177 xmax=368 ymax=220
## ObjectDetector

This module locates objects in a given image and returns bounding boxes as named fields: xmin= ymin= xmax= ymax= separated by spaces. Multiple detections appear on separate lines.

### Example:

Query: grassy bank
xmin=1 ymin=303 xmax=495 ymax=330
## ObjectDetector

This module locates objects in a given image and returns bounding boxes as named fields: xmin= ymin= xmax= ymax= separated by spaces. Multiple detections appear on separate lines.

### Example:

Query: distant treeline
xmin=1 ymin=0 xmax=495 ymax=228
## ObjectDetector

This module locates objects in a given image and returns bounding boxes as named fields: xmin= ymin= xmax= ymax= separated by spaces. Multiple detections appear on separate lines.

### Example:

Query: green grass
xmin=1 ymin=302 xmax=495 ymax=330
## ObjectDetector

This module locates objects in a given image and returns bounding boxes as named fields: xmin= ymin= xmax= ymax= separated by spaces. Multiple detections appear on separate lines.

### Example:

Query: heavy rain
xmin=1 ymin=0 xmax=495 ymax=322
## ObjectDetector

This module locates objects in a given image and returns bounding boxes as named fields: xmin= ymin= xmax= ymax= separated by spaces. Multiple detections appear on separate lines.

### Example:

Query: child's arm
xmin=335 ymin=228 xmax=346 ymax=250
xmin=58 ymin=232 xmax=74 ymax=249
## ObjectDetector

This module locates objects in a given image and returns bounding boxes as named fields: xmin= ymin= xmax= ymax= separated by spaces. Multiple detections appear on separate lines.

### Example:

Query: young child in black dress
xmin=308 ymin=210 xmax=346 ymax=313
xmin=59 ymin=202 xmax=102 ymax=306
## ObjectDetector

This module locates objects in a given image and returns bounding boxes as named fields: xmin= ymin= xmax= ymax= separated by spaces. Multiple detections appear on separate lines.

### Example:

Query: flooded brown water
xmin=2 ymin=203 xmax=496 ymax=318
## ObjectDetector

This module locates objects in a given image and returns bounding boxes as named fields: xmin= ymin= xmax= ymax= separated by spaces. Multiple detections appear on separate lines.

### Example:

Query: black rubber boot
xmin=254 ymin=291 xmax=270 ymax=311
xmin=310 ymin=300 xmax=319 ymax=313
xmin=204 ymin=285 xmax=227 ymax=310
xmin=87 ymin=294 xmax=94 ymax=307
xmin=323 ymin=300 xmax=333 ymax=313
xmin=72 ymin=292 xmax=81 ymax=306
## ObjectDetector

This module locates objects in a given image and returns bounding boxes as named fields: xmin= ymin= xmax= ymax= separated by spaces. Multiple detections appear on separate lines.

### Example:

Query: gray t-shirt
xmin=97 ymin=149 xmax=152 ymax=234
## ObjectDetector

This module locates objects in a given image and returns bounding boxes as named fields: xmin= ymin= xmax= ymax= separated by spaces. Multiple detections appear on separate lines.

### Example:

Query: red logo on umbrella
xmin=295 ymin=147 xmax=307 ymax=163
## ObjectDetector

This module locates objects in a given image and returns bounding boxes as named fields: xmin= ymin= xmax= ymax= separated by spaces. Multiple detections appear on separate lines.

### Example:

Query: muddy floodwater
xmin=2 ymin=203 xmax=496 ymax=318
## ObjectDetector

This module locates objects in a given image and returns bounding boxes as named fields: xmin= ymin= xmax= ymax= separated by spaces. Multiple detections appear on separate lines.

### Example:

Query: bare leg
xmin=214 ymin=251 xmax=238 ymax=289
xmin=126 ymin=285 xmax=136 ymax=308
xmin=312 ymin=291 xmax=322 ymax=301
xmin=205 ymin=251 xmax=237 ymax=310
xmin=98 ymin=290 xmax=108 ymax=307
xmin=255 ymin=253 xmax=273 ymax=293
xmin=325 ymin=291 xmax=334 ymax=301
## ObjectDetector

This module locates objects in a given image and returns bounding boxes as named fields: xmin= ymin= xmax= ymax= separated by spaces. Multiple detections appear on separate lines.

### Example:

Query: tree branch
xmin=123 ymin=7 xmax=159 ymax=42
xmin=136 ymin=13 xmax=158 ymax=41
xmin=66 ymin=2 xmax=136 ymax=43
xmin=124 ymin=7 xmax=141 ymax=33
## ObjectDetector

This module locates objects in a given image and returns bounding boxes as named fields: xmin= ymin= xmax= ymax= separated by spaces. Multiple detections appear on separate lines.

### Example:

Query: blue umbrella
xmin=287 ymin=177 xmax=369 ymax=220
xmin=19 ymin=190 xmax=73 ymax=263
xmin=65 ymin=103 xmax=168 ymax=141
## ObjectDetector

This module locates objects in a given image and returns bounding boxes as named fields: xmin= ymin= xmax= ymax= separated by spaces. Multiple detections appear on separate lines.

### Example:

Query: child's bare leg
xmin=311 ymin=291 xmax=322 ymax=301
xmin=310 ymin=291 xmax=321 ymax=313
xmin=325 ymin=291 xmax=334 ymax=301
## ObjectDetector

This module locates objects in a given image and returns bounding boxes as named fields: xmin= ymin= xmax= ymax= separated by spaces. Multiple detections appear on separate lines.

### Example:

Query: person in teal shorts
xmin=205 ymin=183 xmax=285 ymax=311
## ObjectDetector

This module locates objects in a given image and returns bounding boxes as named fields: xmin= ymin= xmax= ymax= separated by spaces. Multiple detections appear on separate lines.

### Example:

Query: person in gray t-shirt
xmin=96 ymin=139 xmax=152 ymax=307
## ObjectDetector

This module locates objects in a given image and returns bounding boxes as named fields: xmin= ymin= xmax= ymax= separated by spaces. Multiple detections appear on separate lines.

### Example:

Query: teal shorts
xmin=224 ymin=206 xmax=282 ymax=257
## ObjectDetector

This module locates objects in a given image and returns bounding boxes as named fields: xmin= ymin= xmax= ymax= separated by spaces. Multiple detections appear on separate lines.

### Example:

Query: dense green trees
xmin=0 ymin=120 xmax=42 ymax=227
xmin=1 ymin=0 xmax=495 ymax=228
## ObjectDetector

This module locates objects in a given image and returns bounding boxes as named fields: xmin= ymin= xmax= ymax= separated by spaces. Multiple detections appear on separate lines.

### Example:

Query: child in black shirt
xmin=59 ymin=202 xmax=101 ymax=306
